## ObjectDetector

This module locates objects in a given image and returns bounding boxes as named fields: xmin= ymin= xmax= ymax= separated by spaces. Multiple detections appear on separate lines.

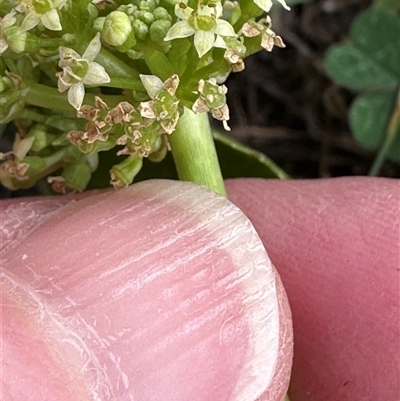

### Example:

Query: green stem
xmin=20 ymin=83 xmax=127 ymax=112
xmin=369 ymin=97 xmax=400 ymax=176
xmin=19 ymin=108 xmax=48 ymax=123
xmin=20 ymin=83 xmax=76 ymax=112
xmin=96 ymin=48 xmax=144 ymax=90
xmin=169 ymin=108 xmax=226 ymax=197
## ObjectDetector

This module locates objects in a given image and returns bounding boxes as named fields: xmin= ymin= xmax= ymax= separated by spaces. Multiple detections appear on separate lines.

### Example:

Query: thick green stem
xmin=169 ymin=108 xmax=226 ymax=197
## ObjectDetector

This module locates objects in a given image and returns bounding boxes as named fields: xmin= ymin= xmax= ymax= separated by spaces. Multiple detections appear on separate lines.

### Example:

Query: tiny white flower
xmin=16 ymin=0 xmax=68 ymax=33
xmin=0 ymin=11 xmax=17 ymax=54
xmin=56 ymin=33 xmax=110 ymax=110
xmin=165 ymin=1 xmax=236 ymax=58
xmin=253 ymin=0 xmax=290 ymax=12
xmin=193 ymin=78 xmax=231 ymax=131
xmin=139 ymin=74 xmax=181 ymax=134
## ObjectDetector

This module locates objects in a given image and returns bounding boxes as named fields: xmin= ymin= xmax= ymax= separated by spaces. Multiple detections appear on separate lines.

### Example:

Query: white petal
xmin=164 ymin=21 xmax=195 ymax=41
xmin=276 ymin=0 xmax=291 ymax=10
xmin=215 ymin=20 xmax=236 ymax=37
xmin=253 ymin=0 xmax=273 ymax=12
xmin=3 ymin=10 xmax=17 ymax=28
xmin=140 ymin=75 xmax=164 ymax=99
xmin=57 ymin=75 xmax=71 ymax=92
xmin=253 ymin=0 xmax=290 ymax=11
xmin=59 ymin=47 xmax=81 ymax=65
xmin=84 ymin=62 xmax=111 ymax=85
xmin=68 ymin=82 xmax=85 ymax=110
xmin=82 ymin=33 xmax=101 ymax=61
xmin=194 ymin=31 xmax=215 ymax=58
xmin=214 ymin=2 xmax=223 ymax=18
xmin=19 ymin=12 xmax=40 ymax=33
xmin=197 ymin=4 xmax=213 ymax=17
xmin=214 ymin=35 xmax=227 ymax=49
xmin=139 ymin=100 xmax=157 ymax=119
xmin=41 ymin=9 xmax=62 ymax=31
xmin=175 ymin=4 xmax=193 ymax=20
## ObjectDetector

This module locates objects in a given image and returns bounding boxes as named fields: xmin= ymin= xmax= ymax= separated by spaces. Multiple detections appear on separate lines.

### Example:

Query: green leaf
xmin=212 ymin=130 xmax=289 ymax=179
xmin=351 ymin=9 xmax=400 ymax=78
xmin=324 ymin=45 xmax=398 ymax=91
xmin=324 ymin=9 xmax=400 ymax=91
xmin=87 ymin=131 xmax=288 ymax=189
xmin=374 ymin=0 xmax=400 ymax=15
xmin=350 ymin=89 xmax=400 ymax=161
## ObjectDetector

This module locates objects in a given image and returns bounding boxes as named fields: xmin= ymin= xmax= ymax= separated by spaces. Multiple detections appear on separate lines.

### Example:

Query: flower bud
xmin=22 ymin=156 xmax=47 ymax=176
xmin=102 ymin=11 xmax=132 ymax=47
xmin=5 ymin=27 xmax=27 ymax=54
xmin=60 ymin=161 xmax=92 ymax=192
xmin=153 ymin=7 xmax=171 ymax=21
xmin=26 ymin=125 xmax=56 ymax=152
xmin=132 ymin=19 xmax=149 ymax=41
xmin=148 ymin=135 xmax=168 ymax=162
xmin=110 ymin=155 xmax=143 ymax=189
xmin=115 ymin=30 xmax=137 ymax=53
xmin=139 ymin=0 xmax=159 ymax=12
xmin=138 ymin=11 xmax=154 ymax=26
xmin=149 ymin=20 xmax=171 ymax=43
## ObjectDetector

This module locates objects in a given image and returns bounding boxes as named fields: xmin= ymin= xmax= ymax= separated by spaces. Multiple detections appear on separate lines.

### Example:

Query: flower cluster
xmin=0 ymin=0 xmax=289 ymax=192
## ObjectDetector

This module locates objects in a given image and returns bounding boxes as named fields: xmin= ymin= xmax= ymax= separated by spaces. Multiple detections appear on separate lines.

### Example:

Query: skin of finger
xmin=0 ymin=190 xmax=105 ymax=257
xmin=2 ymin=180 xmax=293 ymax=401
xmin=225 ymin=177 xmax=400 ymax=401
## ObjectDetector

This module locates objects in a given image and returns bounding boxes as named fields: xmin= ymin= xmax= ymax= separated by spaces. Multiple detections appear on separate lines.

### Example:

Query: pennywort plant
xmin=0 ymin=0 xmax=289 ymax=196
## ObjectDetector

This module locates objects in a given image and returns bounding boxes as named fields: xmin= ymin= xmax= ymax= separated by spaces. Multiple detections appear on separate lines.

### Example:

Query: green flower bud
xmin=26 ymin=124 xmax=56 ymax=152
xmin=22 ymin=155 xmax=47 ymax=176
xmin=153 ymin=7 xmax=171 ymax=21
xmin=149 ymin=19 xmax=171 ymax=43
xmin=5 ymin=27 xmax=27 ymax=54
xmin=0 ymin=171 xmax=36 ymax=190
xmin=115 ymin=30 xmax=137 ymax=53
xmin=139 ymin=0 xmax=158 ymax=12
xmin=138 ymin=11 xmax=154 ymax=26
xmin=110 ymin=155 xmax=143 ymax=189
xmin=132 ymin=19 xmax=149 ymax=41
xmin=102 ymin=11 xmax=132 ymax=47
xmin=61 ymin=161 xmax=92 ymax=192
xmin=148 ymin=135 xmax=168 ymax=162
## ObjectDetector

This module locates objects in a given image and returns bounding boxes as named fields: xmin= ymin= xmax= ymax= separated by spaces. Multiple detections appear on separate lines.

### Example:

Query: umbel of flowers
xmin=0 ymin=0 xmax=289 ymax=192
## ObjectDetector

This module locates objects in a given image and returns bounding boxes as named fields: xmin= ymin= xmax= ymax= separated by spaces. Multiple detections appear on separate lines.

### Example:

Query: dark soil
xmin=1 ymin=0 xmax=398 ymax=199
